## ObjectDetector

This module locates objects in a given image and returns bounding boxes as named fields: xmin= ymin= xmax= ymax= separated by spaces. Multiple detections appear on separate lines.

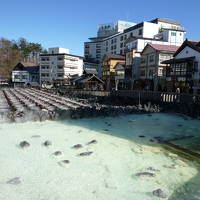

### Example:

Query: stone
xmin=78 ymin=151 xmax=93 ymax=156
xmin=139 ymin=135 xmax=145 ymax=138
xmin=6 ymin=177 xmax=21 ymax=185
xmin=53 ymin=151 xmax=62 ymax=156
xmin=147 ymin=167 xmax=160 ymax=172
xmin=19 ymin=141 xmax=30 ymax=148
xmin=43 ymin=140 xmax=52 ymax=147
xmin=103 ymin=129 xmax=109 ymax=132
xmin=72 ymin=144 xmax=83 ymax=149
xmin=149 ymin=139 xmax=154 ymax=142
xmin=153 ymin=189 xmax=167 ymax=198
xmin=87 ymin=140 xmax=97 ymax=145
xmin=135 ymin=172 xmax=156 ymax=177
xmin=62 ymin=160 xmax=70 ymax=164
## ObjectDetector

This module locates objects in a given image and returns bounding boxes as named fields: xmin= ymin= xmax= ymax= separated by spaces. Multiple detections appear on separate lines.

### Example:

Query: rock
xmin=19 ymin=141 xmax=30 ymax=148
xmin=103 ymin=129 xmax=109 ymax=132
xmin=78 ymin=151 xmax=93 ymax=156
xmin=72 ymin=144 xmax=83 ymax=149
xmin=147 ymin=167 xmax=160 ymax=172
xmin=135 ymin=172 xmax=156 ymax=177
xmin=153 ymin=189 xmax=167 ymax=198
xmin=43 ymin=140 xmax=52 ymax=147
xmin=31 ymin=135 xmax=40 ymax=138
xmin=62 ymin=160 xmax=70 ymax=164
xmin=139 ymin=135 xmax=145 ymax=138
xmin=87 ymin=140 xmax=97 ymax=145
xmin=53 ymin=151 xmax=62 ymax=156
xmin=149 ymin=139 xmax=154 ymax=142
xmin=148 ymin=114 xmax=152 ymax=117
xmin=178 ymin=124 xmax=183 ymax=127
xmin=6 ymin=177 xmax=21 ymax=185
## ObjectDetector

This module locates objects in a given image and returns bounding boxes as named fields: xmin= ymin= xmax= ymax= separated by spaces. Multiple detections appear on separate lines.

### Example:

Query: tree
xmin=0 ymin=38 xmax=22 ymax=80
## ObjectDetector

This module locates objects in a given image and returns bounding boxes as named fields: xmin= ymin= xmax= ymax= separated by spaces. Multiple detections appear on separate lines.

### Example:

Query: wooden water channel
xmin=0 ymin=88 xmax=91 ymax=123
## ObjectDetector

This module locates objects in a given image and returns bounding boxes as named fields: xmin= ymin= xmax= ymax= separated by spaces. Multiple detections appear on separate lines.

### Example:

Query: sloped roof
xmin=84 ymin=68 xmax=98 ymax=75
xmin=148 ymin=43 xmax=180 ymax=52
xmin=174 ymin=39 xmax=200 ymax=57
xmin=13 ymin=62 xmax=39 ymax=73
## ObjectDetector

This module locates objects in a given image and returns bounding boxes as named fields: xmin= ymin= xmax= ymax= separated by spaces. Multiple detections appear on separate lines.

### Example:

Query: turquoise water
xmin=0 ymin=113 xmax=200 ymax=200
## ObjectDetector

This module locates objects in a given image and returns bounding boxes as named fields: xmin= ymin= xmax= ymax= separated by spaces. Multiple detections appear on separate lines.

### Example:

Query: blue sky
xmin=1 ymin=0 xmax=200 ymax=56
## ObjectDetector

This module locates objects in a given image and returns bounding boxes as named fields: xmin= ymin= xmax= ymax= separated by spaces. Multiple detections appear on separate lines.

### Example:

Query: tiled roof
xmin=148 ymin=43 xmax=180 ymax=52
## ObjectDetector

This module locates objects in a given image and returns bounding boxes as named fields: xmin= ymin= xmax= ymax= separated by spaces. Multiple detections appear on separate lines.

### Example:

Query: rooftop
xmin=148 ymin=43 xmax=180 ymax=52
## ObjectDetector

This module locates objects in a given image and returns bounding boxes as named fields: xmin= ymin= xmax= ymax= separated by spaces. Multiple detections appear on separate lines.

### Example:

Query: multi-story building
xmin=163 ymin=40 xmax=200 ymax=94
xmin=102 ymin=54 xmax=125 ymax=90
xmin=40 ymin=47 xmax=83 ymax=84
xmin=139 ymin=43 xmax=179 ymax=91
xmin=84 ymin=20 xmax=136 ymax=62
xmin=84 ymin=18 xmax=185 ymax=63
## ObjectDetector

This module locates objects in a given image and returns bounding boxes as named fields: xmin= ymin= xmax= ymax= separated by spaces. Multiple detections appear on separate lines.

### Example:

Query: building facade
xmin=102 ymin=54 xmax=125 ymax=90
xmin=84 ymin=18 xmax=185 ymax=63
xmin=139 ymin=43 xmax=179 ymax=91
xmin=114 ymin=62 xmax=125 ymax=90
xmin=40 ymin=47 xmax=83 ymax=85
xmin=163 ymin=40 xmax=200 ymax=94
xmin=12 ymin=62 xmax=39 ymax=87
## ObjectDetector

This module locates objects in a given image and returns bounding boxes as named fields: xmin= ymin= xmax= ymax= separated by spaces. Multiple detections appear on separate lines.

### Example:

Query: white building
xmin=84 ymin=18 xmax=185 ymax=62
xmin=40 ymin=47 xmax=83 ymax=84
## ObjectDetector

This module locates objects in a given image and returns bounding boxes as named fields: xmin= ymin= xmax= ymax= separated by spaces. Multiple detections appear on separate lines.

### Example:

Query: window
xmin=149 ymin=69 xmax=154 ymax=77
xmin=141 ymin=57 xmax=146 ymax=64
xmin=120 ymin=50 xmax=123 ymax=55
xmin=138 ymin=29 xmax=143 ymax=36
xmin=22 ymin=75 xmax=27 ymax=79
xmin=120 ymin=43 xmax=123 ymax=48
xmin=171 ymin=32 xmax=176 ymax=36
xmin=58 ymin=57 xmax=64 ymax=61
xmin=149 ymin=55 xmax=154 ymax=62
xmin=120 ymin=36 xmax=123 ymax=41
xmin=130 ymin=33 xmax=133 ymax=37
xmin=14 ymin=75 xmax=20 ymax=79
xmin=141 ymin=70 xmax=145 ymax=76
xmin=124 ymin=35 xmax=127 ymax=40
xmin=57 ymin=65 xmax=63 ymax=69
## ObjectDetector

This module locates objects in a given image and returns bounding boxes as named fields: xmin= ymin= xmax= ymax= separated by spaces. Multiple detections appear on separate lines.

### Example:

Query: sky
xmin=1 ymin=0 xmax=200 ymax=56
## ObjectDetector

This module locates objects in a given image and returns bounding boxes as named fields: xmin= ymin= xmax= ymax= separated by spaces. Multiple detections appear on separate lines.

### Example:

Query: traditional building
xmin=163 ymin=40 xmax=200 ymax=94
xmin=102 ymin=54 xmax=125 ymax=90
xmin=139 ymin=43 xmax=179 ymax=91
xmin=72 ymin=68 xmax=104 ymax=90
xmin=12 ymin=62 xmax=39 ymax=87
xmin=40 ymin=47 xmax=83 ymax=85
xmin=114 ymin=62 xmax=125 ymax=90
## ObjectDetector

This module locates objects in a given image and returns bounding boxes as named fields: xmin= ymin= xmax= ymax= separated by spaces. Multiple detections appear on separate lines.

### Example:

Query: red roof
xmin=148 ymin=43 xmax=180 ymax=52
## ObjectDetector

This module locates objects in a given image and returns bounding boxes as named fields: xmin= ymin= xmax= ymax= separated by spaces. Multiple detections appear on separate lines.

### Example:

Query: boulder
xmin=19 ymin=141 xmax=30 ymax=148
xmin=153 ymin=189 xmax=167 ymax=198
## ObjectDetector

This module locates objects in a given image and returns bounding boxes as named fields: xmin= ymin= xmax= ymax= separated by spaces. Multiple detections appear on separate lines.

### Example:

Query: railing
xmin=44 ymin=88 xmax=200 ymax=104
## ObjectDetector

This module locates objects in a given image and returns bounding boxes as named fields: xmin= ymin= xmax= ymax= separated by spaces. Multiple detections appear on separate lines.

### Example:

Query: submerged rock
xmin=43 ymin=140 xmax=52 ymax=147
xmin=135 ymin=172 xmax=156 ymax=177
xmin=87 ymin=140 xmax=97 ymax=145
xmin=78 ymin=151 xmax=93 ymax=156
xmin=61 ymin=160 xmax=70 ymax=164
xmin=6 ymin=177 xmax=21 ymax=185
xmin=103 ymin=129 xmax=109 ymax=132
xmin=53 ymin=151 xmax=62 ymax=156
xmin=72 ymin=144 xmax=83 ymax=149
xmin=19 ymin=141 xmax=30 ymax=148
xmin=147 ymin=167 xmax=160 ymax=172
xmin=153 ymin=189 xmax=167 ymax=198
xmin=139 ymin=135 xmax=145 ymax=138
